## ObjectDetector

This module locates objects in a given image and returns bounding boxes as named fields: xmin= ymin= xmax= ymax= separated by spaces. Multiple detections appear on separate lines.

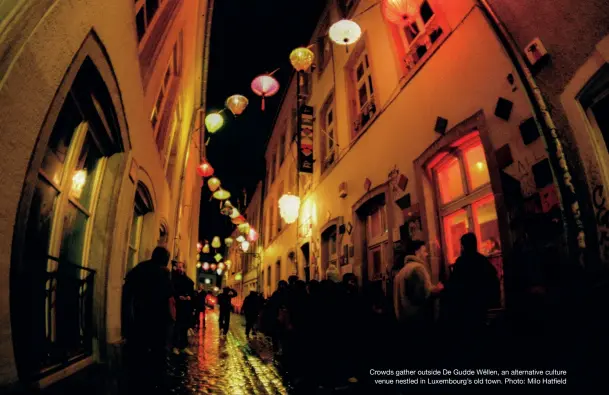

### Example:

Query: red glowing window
xmin=463 ymin=142 xmax=490 ymax=191
xmin=472 ymin=195 xmax=501 ymax=256
xmin=437 ymin=157 xmax=464 ymax=204
xmin=443 ymin=209 xmax=470 ymax=265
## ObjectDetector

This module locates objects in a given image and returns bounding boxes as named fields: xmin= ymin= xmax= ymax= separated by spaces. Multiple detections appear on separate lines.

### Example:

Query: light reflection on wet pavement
xmin=166 ymin=310 xmax=290 ymax=395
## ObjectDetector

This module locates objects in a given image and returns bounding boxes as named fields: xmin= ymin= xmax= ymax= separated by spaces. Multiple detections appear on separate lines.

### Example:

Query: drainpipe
xmin=476 ymin=0 xmax=586 ymax=266
xmin=172 ymin=0 xmax=214 ymax=268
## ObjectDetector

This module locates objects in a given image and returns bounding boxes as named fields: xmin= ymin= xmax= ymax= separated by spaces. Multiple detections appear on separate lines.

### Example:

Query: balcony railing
xmin=18 ymin=255 xmax=96 ymax=379
xmin=403 ymin=18 xmax=444 ymax=72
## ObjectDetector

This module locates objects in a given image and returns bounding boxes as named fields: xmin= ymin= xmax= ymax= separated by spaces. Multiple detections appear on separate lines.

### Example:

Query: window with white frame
xmin=352 ymin=50 xmax=377 ymax=137
xmin=399 ymin=0 xmax=445 ymax=70
xmin=135 ymin=0 xmax=161 ymax=43
xmin=366 ymin=201 xmax=388 ymax=280
xmin=127 ymin=183 xmax=153 ymax=272
xmin=322 ymin=99 xmax=336 ymax=171
xmin=580 ymin=65 xmax=609 ymax=154
xmin=430 ymin=133 xmax=502 ymax=265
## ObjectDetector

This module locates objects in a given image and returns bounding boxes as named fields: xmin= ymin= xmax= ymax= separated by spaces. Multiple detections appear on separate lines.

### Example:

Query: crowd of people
xmin=121 ymin=232 xmax=501 ymax=393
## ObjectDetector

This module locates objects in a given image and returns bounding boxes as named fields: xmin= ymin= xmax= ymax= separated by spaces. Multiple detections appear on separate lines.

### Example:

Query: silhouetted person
xmin=441 ymin=233 xmax=500 ymax=365
xmin=122 ymin=247 xmax=175 ymax=392
xmin=217 ymin=287 xmax=237 ymax=336
xmin=171 ymin=261 xmax=194 ymax=355
xmin=242 ymin=291 xmax=261 ymax=337
xmin=194 ymin=283 xmax=208 ymax=329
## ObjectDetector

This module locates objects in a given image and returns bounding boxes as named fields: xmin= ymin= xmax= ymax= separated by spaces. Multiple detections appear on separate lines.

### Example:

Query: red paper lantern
xmin=381 ymin=0 xmax=421 ymax=26
xmin=231 ymin=215 xmax=246 ymax=225
xmin=251 ymin=74 xmax=280 ymax=111
xmin=196 ymin=159 xmax=214 ymax=178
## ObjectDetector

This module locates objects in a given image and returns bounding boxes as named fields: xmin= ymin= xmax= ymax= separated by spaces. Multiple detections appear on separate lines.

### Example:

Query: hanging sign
xmin=298 ymin=105 xmax=314 ymax=173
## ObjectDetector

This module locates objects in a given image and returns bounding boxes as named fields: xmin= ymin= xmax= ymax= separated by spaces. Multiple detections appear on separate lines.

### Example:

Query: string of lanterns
xmin=195 ymin=0 xmax=418 ymax=276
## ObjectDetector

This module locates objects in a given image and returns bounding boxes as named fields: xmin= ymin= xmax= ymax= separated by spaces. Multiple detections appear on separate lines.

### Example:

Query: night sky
xmin=199 ymin=0 xmax=327 ymax=243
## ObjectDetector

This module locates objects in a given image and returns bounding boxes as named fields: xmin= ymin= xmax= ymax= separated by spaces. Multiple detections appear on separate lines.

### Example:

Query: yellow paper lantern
xmin=329 ymin=19 xmax=362 ymax=47
xmin=235 ymin=272 xmax=243 ymax=281
xmin=214 ymin=253 xmax=223 ymax=262
xmin=224 ymin=237 xmax=233 ymax=247
xmin=211 ymin=236 xmax=221 ymax=249
xmin=208 ymin=177 xmax=221 ymax=192
xmin=278 ymin=193 xmax=301 ymax=224
xmin=225 ymin=259 xmax=232 ymax=268
xmin=290 ymin=47 xmax=315 ymax=72
xmin=225 ymin=94 xmax=249 ymax=116
xmin=203 ymin=243 xmax=210 ymax=254
xmin=213 ymin=188 xmax=231 ymax=200
xmin=238 ymin=222 xmax=251 ymax=235
xmin=196 ymin=262 xmax=202 ymax=269
xmin=205 ymin=112 xmax=224 ymax=134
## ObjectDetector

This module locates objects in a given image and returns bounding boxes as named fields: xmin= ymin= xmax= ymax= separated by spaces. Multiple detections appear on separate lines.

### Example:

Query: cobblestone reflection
xmin=166 ymin=311 xmax=290 ymax=395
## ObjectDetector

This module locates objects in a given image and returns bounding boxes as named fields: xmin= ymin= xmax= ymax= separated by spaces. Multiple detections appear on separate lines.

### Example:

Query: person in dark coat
xmin=171 ymin=261 xmax=195 ymax=355
xmin=122 ymin=247 xmax=175 ymax=392
xmin=441 ymin=233 xmax=500 ymax=365
xmin=217 ymin=287 xmax=238 ymax=336
xmin=242 ymin=290 xmax=261 ymax=337
xmin=194 ymin=283 xmax=208 ymax=329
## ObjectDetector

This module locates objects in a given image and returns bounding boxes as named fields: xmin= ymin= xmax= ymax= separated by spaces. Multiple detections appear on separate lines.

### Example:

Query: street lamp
xmin=278 ymin=193 xmax=300 ymax=224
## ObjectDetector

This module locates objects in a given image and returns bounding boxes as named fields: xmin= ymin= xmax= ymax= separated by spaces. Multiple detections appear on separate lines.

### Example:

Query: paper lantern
xmin=225 ymin=237 xmax=233 ymax=247
xmin=278 ymin=193 xmax=301 ymax=224
xmin=213 ymin=286 xmax=219 ymax=292
xmin=236 ymin=235 xmax=245 ymax=243
xmin=211 ymin=236 xmax=221 ymax=249
xmin=205 ymin=112 xmax=224 ymax=134
xmin=238 ymin=222 xmax=251 ymax=235
xmin=229 ymin=207 xmax=241 ymax=219
xmin=211 ymin=263 xmax=217 ymax=271
xmin=241 ymin=240 xmax=250 ymax=252
xmin=196 ymin=254 xmax=201 ymax=261
xmin=251 ymin=74 xmax=280 ymax=111
xmin=203 ymin=243 xmax=210 ymax=254
xmin=235 ymin=273 xmax=243 ymax=281
xmin=248 ymin=228 xmax=259 ymax=242
xmin=226 ymin=94 xmax=249 ymax=116
xmin=381 ymin=0 xmax=421 ymax=26
xmin=225 ymin=259 xmax=232 ymax=268
xmin=231 ymin=215 xmax=246 ymax=225
xmin=290 ymin=47 xmax=315 ymax=72
xmin=214 ymin=253 xmax=223 ymax=262
xmin=196 ymin=262 xmax=202 ymax=269
xmin=196 ymin=159 xmax=214 ymax=178
xmin=197 ymin=242 xmax=203 ymax=252
xmin=208 ymin=177 xmax=221 ymax=192
xmin=217 ymin=268 xmax=223 ymax=275
xmin=213 ymin=188 xmax=231 ymax=200
xmin=204 ymin=278 xmax=211 ymax=284
xmin=202 ymin=262 xmax=210 ymax=270
xmin=218 ymin=262 xmax=225 ymax=270
xmin=329 ymin=19 xmax=362 ymax=47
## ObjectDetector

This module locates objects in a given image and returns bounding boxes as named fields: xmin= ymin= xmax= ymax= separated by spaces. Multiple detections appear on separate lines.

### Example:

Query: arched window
xmin=127 ymin=182 xmax=154 ymax=271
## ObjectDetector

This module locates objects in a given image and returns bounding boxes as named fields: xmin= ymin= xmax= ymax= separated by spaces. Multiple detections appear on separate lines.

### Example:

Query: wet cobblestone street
xmin=165 ymin=310 xmax=290 ymax=395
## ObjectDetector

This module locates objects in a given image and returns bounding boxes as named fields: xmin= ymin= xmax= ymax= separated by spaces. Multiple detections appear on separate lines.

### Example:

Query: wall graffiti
xmin=592 ymin=184 xmax=609 ymax=260
xmin=503 ymin=139 xmax=547 ymax=197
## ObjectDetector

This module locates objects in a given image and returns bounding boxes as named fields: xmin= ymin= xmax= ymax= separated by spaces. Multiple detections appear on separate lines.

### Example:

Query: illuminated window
xmin=430 ymin=133 xmax=501 ymax=264
xmin=463 ymin=143 xmax=491 ymax=191
xmin=437 ymin=157 xmax=464 ymax=204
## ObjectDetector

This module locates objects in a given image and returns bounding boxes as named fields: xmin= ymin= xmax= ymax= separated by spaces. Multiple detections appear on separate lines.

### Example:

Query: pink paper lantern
xmin=251 ymin=74 xmax=280 ymax=111
xmin=381 ymin=0 xmax=421 ymax=26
